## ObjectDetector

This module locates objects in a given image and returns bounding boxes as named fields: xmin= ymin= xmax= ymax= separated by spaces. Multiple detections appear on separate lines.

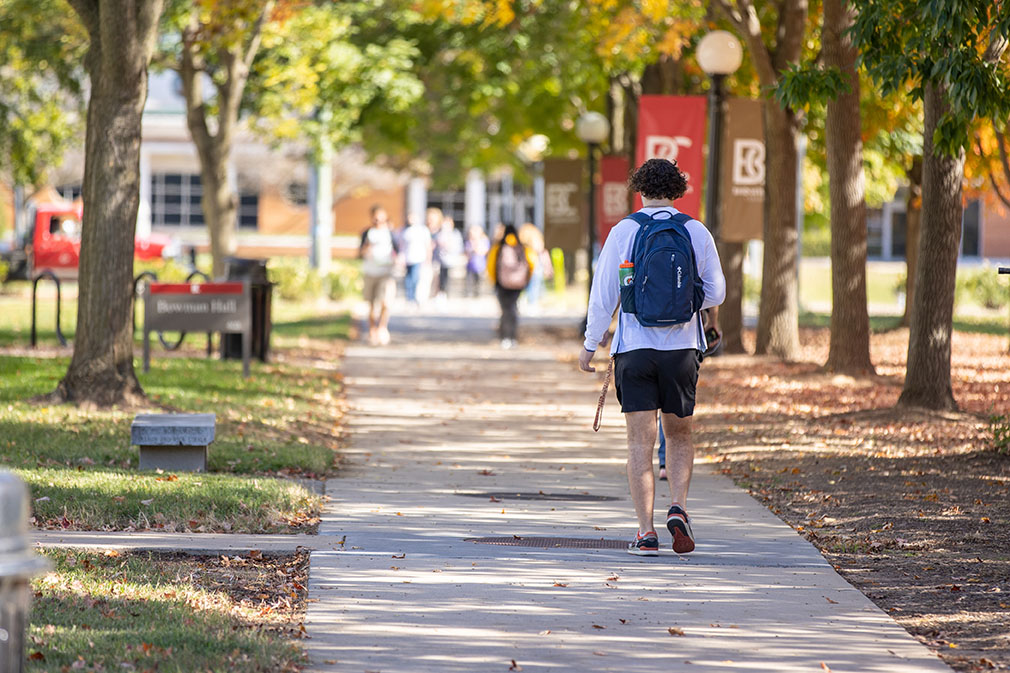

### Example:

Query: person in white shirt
xmin=359 ymin=205 xmax=399 ymax=345
xmin=400 ymin=211 xmax=433 ymax=304
xmin=578 ymin=158 xmax=726 ymax=556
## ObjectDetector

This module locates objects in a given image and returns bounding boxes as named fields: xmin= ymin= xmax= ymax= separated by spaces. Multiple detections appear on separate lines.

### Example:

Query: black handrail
xmin=31 ymin=270 xmax=67 ymax=348
xmin=132 ymin=271 xmax=159 ymax=333
xmin=135 ymin=270 xmax=214 ymax=354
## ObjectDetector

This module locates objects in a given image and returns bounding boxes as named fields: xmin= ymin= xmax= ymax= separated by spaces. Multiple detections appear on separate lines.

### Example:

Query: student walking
xmin=359 ymin=205 xmax=399 ymax=346
xmin=487 ymin=224 xmax=536 ymax=349
xmin=578 ymin=158 xmax=725 ymax=556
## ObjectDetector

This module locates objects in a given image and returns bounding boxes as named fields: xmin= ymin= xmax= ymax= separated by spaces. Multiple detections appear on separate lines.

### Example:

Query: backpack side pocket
xmin=620 ymin=281 xmax=636 ymax=314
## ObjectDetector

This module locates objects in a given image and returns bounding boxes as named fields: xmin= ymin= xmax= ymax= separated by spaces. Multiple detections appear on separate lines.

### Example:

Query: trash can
xmin=0 ymin=471 xmax=51 ymax=673
xmin=220 ymin=257 xmax=273 ymax=363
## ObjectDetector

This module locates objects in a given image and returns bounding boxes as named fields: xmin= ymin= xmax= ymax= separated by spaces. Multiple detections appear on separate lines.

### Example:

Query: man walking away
xmin=359 ymin=205 xmax=399 ymax=346
xmin=578 ymin=158 xmax=725 ymax=556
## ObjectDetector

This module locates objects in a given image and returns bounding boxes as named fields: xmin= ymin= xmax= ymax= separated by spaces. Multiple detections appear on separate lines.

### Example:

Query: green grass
xmin=0 ymin=355 xmax=338 ymax=532
xmin=0 ymin=294 xmax=351 ymax=531
xmin=28 ymin=549 xmax=305 ymax=672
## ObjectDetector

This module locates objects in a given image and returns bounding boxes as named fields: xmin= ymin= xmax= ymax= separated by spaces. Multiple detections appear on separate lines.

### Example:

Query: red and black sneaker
xmin=627 ymin=530 xmax=659 ymax=556
xmin=666 ymin=504 xmax=695 ymax=554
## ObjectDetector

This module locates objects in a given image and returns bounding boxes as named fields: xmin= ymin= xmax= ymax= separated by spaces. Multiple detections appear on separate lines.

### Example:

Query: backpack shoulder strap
xmin=626 ymin=212 xmax=653 ymax=226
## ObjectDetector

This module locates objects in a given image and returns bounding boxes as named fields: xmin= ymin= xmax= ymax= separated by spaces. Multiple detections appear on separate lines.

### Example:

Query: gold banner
xmin=543 ymin=158 xmax=585 ymax=252
xmin=720 ymin=98 xmax=765 ymax=242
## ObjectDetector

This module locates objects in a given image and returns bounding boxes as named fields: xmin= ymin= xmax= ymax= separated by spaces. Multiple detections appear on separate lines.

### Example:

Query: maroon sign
xmin=635 ymin=96 xmax=707 ymax=217
xmin=598 ymin=155 xmax=630 ymax=246
xmin=143 ymin=282 xmax=252 ymax=377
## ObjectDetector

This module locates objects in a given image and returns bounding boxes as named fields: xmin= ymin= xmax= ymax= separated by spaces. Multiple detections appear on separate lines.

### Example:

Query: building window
xmin=427 ymin=191 xmax=466 ymax=226
xmin=238 ymin=193 xmax=258 ymax=229
xmin=891 ymin=210 xmax=907 ymax=259
xmin=151 ymin=172 xmax=203 ymax=227
xmin=961 ymin=199 xmax=981 ymax=257
xmin=866 ymin=209 xmax=883 ymax=258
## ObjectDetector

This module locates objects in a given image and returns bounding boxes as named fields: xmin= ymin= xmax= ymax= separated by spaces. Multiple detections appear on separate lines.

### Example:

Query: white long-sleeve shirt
xmin=584 ymin=206 xmax=726 ymax=355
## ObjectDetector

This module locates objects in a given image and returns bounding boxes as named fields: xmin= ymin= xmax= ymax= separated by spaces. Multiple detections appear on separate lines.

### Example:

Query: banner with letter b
xmin=635 ymin=95 xmax=707 ymax=216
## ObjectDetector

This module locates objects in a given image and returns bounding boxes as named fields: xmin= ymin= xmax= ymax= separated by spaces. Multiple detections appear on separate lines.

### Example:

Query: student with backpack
xmin=487 ymin=223 xmax=536 ymax=349
xmin=578 ymin=158 xmax=726 ymax=556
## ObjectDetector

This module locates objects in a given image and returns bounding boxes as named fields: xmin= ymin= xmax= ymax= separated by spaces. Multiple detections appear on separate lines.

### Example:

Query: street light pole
xmin=575 ymin=111 xmax=610 ymax=314
xmin=697 ymin=30 xmax=744 ymax=352
xmin=586 ymin=140 xmax=598 ymax=303
xmin=703 ymin=72 xmax=727 ymax=239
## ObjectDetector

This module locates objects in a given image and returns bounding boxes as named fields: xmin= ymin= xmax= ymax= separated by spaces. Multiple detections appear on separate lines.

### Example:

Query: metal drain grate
xmin=455 ymin=491 xmax=619 ymax=502
xmin=466 ymin=536 xmax=626 ymax=550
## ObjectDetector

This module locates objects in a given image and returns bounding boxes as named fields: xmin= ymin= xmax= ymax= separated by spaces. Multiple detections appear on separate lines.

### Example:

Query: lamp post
xmin=575 ymin=111 xmax=610 ymax=306
xmin=697 ymin=30 xmax=743 ymax=353
xmin=697 ymin=30 xmax=743 ymax=240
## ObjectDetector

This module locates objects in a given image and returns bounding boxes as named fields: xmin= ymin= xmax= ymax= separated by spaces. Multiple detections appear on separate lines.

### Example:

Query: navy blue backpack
xmin=619 ymin=211 xmax=705 ymax=332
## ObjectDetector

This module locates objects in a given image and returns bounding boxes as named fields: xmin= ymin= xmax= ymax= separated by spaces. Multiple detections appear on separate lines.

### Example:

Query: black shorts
xmin=614 ymin=348 xmax=700 ymax=417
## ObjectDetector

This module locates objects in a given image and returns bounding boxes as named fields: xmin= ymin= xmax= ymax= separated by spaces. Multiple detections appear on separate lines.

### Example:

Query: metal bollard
xmin=0 ymin=472 xmax=51 ymax=673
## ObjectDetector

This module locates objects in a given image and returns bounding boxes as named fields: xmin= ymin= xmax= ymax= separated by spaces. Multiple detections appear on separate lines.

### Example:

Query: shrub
xmin=133 ymin=258 xmax=194 ymax=283
xmin=957 ymin=265 xmax=1008 ymax=311
xmin=268 ymin=257 xmax=323 ymax=301
xmin=0 ymin=258 xmax=8 ymax=284
xmin=326 ymin=260 xmax=362 ymax=301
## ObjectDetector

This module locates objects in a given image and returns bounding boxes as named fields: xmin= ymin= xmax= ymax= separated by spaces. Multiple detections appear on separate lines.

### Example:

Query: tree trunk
xmin=901 ymin=156 xmax=922 ymax=327
xmin=897 ymin=82 xmax=962 ymax=411
xmin=53 ymin=0 xmax=164 ymax=407
xmin=179 ymin=6 xmax=271 ymax=278
xmin=200 ymin=150 xmax=238 ymax=279
xmin=823 ymin=0 xmax=874 ymax=375
xmin=718 ymin=240 xmax=747 ymax=353
xmin=755 ymin=102 xmax=801 ymax=359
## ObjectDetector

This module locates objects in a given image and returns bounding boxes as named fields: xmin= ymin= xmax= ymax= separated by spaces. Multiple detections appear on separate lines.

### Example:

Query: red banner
xmin=635 ymin=95 xmax=707 ymax=217
xmin=598 ymin=155 xmax=630 ymax=246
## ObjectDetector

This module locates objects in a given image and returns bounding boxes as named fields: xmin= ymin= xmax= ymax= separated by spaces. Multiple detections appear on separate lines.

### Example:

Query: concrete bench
xmin=131 ymin=413 xmax=216 ymax=473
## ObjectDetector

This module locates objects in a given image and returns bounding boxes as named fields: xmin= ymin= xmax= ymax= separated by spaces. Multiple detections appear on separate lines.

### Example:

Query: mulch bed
xmin=695 ymin=327 xmax=1010 ymax=672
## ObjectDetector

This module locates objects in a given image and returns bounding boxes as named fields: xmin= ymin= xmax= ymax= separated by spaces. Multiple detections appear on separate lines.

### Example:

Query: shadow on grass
xmin=29 ymin=552 xmax=302 ymax=672
xmin=800 ymin=310 xmax=1008 ymax=336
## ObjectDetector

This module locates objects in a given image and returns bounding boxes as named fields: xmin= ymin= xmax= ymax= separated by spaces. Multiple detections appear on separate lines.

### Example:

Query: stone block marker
xmin=131 ymin=413 xmax=216 ymax=473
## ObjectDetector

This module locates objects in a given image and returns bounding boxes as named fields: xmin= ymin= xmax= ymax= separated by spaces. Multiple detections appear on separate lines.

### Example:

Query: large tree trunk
xmin=53 ymin=0 xmax=164 ymax=407
xmin=755 ymin=102 xmax=802 ymax=359
xmin=718 ymin=240 xmax=746 ymax=353
xmin=897 ymin=83 xmax=963 ymax=411
xmin=823 ymin=0 xmax=874 ymax=375
xmin=901 ymin=156 xmax=922 ymax=327
xmin=717 ymin=0 xmax=808 ymax=361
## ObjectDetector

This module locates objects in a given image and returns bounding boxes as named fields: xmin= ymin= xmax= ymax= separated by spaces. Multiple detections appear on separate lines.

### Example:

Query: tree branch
xmin=180 ymin=20 xmax=213 ymax=157
xmin=66 ymin=0 xmax=100 ymax=38
xmin=714 ymin=0 xmax=777 ymax=87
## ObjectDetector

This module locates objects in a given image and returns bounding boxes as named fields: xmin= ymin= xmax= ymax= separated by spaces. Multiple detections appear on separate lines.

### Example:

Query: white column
xmin=534 ymin=162 xmax=545 ymax=230
xmin=137 ymin=147 xmax=152 ymax=237
xmin=309 ymin=141 xmax=334 ymax=276
xmin=464 ymin=169 xmax=486 ymax=232
xmin=407 ymin=177 xmax=427 ymax=225
xmin=881 ymin=199 xmax=893 ymax=260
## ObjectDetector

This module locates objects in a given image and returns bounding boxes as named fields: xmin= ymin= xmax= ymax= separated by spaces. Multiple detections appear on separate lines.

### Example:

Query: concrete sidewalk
xmin=305 ymin=305 xmax=951 ymax=672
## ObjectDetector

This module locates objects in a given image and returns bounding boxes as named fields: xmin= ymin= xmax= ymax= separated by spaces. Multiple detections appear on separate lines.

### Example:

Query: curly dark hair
xmin=628 ymin=158 xmax=688 ymax=200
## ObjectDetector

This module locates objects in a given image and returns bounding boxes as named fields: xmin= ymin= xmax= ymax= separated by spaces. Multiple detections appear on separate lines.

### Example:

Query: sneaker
xmin=658 ymin=466 xmax=667 ymax=481
xmin=666 ymin=504 xmax=695 ymax=554
xmin=627 ymin=530 xmax=659 ymax=557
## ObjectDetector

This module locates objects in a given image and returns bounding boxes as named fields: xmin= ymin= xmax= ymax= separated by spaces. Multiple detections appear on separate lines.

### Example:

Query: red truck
xmin=1 ymin=195 xmax=177 ymax=280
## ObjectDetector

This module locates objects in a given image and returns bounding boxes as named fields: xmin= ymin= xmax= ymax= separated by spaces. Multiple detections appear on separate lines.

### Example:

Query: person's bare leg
xmin=625 ymin=410 xmax=658 ymax=534
xmin=660 ymin=413 xmax=694 ymax=506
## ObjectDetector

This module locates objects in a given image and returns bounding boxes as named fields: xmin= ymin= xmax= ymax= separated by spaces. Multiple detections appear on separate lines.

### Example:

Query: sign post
xmin=143 ymin=282 xmax=252 ymax=377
